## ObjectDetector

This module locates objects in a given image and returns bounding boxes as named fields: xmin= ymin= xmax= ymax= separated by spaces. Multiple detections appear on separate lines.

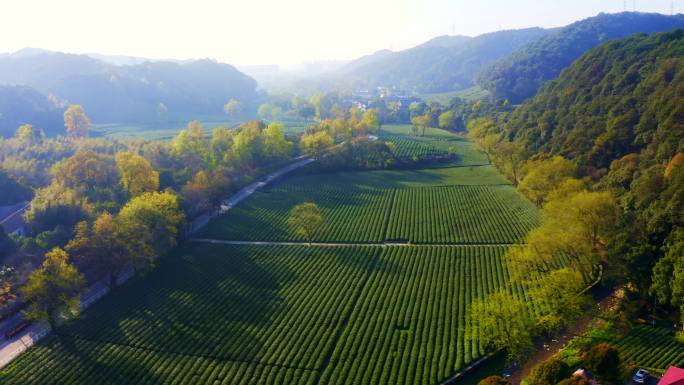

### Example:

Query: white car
xmin=633 ymin=369 xmax=650 ymax=384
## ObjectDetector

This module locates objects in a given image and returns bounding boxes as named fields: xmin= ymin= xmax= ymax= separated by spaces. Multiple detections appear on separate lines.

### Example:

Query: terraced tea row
xmin=616 ymin=326 xmax=684 ymax=370
xmin=377 ymin=126 xmax=488 ymax=166
xmin=386 ymin=186 xmax=539 ymax=244
xmin=198 ymin=184 xmax=538 ymax=244
xmin=0 ymin=244 xmax=538 ymax=385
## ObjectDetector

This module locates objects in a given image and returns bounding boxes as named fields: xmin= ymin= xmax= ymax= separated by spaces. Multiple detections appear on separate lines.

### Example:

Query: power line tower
xmin=623 ymin=0 xmax=627 ymax=11
xmin=633 ymin=0 xmax=637 ymax=11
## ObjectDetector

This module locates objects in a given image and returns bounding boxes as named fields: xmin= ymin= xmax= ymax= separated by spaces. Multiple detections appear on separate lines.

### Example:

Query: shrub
xmin=478 ymin=375 xmax=511 ymax=385
xmin=557 ymin=375 xmax=591 ymax=385
xmin=525 ymin=358 xmax=571 ymax=385
xmin=582 ymin=343 xmax=620 ymax=382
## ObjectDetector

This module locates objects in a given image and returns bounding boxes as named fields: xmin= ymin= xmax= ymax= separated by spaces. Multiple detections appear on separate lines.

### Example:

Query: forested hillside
xmin=0 ymin=51 xmax=258 ymax=124
xmin=506 ymin=30 xmax=684 ymax=168
xmin=327 ymin=28 xmax=551 ymax=93
xmin=478 ymin=12 xmax=684 ymax=103
xmin=476 ymin=30 xmax=684 ymax=323
xmin=0 ymin=86 xmax=63 ymax=137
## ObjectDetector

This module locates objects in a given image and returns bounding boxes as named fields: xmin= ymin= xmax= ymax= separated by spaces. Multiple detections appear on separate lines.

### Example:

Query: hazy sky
xmin=1 ymin=0 xmax=678 ymax=66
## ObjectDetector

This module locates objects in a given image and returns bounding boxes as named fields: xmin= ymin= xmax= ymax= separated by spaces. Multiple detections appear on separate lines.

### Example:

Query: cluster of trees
xmin=468 ymin=29 xmax=684 ymax=367
xmin=0 ymin=104 xmax=310 ymax=326
xmin=499 ymin=30 xmax=684 ymax=325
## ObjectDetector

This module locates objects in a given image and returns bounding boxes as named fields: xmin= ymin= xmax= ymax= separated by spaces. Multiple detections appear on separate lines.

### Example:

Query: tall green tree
xmin=472 ymin=290 xmax=535 ymax=363
xmin=287 ymin=202 xmax=323 ymax=246
xmin=66 ymin=212 xmax=152 ymax=287
xmin=517 ymin=156 xmax=577 ymax=207
xmin=63 ymin=105 xmax=91 ymax=137
xmin=223 ymin=99 xmax=243 ymax=119
xmin=21 ymin=247 xmax=85 ymax=329
xmin=115 ymin=152 xmax=159 ymax=197
xmin=118 ymin=191 xmax=184 ymax=257
xmin=262 ymin=122 xmax=292 ymax=160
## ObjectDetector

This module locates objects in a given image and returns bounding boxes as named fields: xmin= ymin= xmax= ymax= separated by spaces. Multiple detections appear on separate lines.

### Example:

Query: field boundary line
xmin=190 ymin=238 xmax=523 ymax=247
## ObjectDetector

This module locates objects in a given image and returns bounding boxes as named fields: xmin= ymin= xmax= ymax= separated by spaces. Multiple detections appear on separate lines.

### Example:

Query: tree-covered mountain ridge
xmin=0 ymin=50 xmax=258 ymax=124
xmin=478 ymin=12 xmax=684 ymax=103
xmin=506 ymin=28 xmax=684 ymax=170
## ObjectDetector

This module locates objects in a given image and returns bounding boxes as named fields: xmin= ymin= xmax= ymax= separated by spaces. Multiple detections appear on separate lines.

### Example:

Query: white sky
xmin=0 ymin=0 xmax=678 ymax=66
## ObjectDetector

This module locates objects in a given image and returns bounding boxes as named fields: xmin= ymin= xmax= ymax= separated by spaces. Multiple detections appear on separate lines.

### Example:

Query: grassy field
xmin=92 ymin=117 xmax=310 ymax=141
xmin=418 ymin=86 xmax=490 ymax=104
xmin=0 ymin=244 xmax=532 ymax=385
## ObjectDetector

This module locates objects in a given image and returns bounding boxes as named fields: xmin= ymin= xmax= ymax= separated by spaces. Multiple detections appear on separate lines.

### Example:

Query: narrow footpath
xmin=507 ymin=286 xmax=624 ymax=384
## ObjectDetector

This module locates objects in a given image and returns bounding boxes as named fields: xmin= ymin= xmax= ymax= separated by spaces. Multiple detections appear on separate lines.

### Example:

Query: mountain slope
xmin=0 ymin=51 xmax=258 ymax=123
xmin=506 ymin=29 xmax=684 ymax=168
xmin=479 ymin=12 xmax=684 ymax=103
xmin=331 ymin=27 xmax=552 ymax=93
xmin=0 ymin=85 xmax=63 ymax=137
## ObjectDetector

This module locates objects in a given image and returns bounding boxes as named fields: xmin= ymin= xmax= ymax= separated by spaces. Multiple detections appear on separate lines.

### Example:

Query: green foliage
xmin=118 ymin=191 xmax=184 ymax=257
xmin=525 ymin=358 xmax=571 ymax=385
xmin=300 ymin=130 xmax=333 ymax=158
xmin=63 ymin=105 xmax=91 ymax=137
xmin=472 ymin=290 xmax=535 ymax=364
xmin=557 ymin=376 xmax=591 ymax=385
xmin=479 ymin=12 xmax=684 ymax=103
xmin=287 ymin=202 xmax=323 ymax=245
xmin=335 ymin=28 xmax=549 ymax=93
xmin=20 ymin=247 xmax=85 ymax=328
xmin=505 ymin=30 xmax=684 ymax=168
xmin=115 ymin=151 xmax=159 ymax=197
xmin=582 ymin=343 xmax=621 ymax=383
xmin=517 ymin=157 xmax=576 ymax=207
xmin=0 ymin=168 xmax=32 ymax=205
xmin=478 ymin=376 xmax=511 ymax=385
xmin=66 ymin=212 xmax=153 ymax=287
xmin=0 ymin=226 xmax=14 ymax=261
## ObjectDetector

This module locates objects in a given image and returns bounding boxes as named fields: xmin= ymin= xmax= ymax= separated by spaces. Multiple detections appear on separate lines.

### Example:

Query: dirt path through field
xmin=507 ymin=286 xmax=624 ymax=384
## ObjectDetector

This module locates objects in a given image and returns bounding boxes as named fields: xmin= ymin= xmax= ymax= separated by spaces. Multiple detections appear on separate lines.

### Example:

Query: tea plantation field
xmin=0 ymin=128 xmax=544 ymax=385
xmin=0 ymin=244 xmax=536 ymax=385
xmin=197 ymin=182 xmax=538 ymax=244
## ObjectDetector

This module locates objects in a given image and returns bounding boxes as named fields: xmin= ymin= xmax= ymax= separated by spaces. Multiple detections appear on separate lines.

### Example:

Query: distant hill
xmin=324 ymin=28 xmax=552 ymax=93
xmin=505 ymin=29 xmax=684 ymax=168
xmin=478 ymin=12 xmax=684 ymax=103
xmin=0 ymin=85 xmax=63 ymax=137
xmin=0 ymin=50 xmax=258 ymax=123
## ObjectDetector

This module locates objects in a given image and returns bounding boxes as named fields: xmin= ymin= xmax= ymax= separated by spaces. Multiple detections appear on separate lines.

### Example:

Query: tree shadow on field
xmin=57 ymin=242 xmax=290 ymax=365
xmin=54 ymin=334 xmax=166 ymax=385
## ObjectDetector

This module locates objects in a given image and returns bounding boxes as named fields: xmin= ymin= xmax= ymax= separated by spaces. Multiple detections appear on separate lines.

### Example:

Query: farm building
xmin=658 ymin=367 xmax=684 ymax=385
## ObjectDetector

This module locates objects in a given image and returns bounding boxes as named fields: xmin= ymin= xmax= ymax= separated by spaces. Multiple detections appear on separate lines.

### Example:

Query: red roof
xmin=659 ymin=367 xmax=684 ymax=385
